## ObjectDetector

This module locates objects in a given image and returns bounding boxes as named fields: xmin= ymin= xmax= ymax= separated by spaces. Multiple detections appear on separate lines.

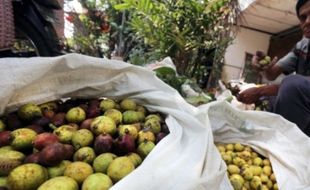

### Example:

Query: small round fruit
xmin=127 ymin=152 xmax=142 ymax=168
xmin=7 ymin=163 xmax=48 ymax=190
xmin=81 ymin=173 xmax=113 ymax=190
xmin=64 ymin=162 xmax=94 ymax=185
xmin=107 ymin=156 xmax=135 ymax=183
xmin=120 ymin=99 xmax=137 ymax=110
xmin=66 ymin=107 xmax=86 ymax=123
xmin=99 ymin=99 xmax=116 ymax=112
xmin=93 ymin=153 xmax=117 ymax=173
xmin=38 ymin=176 xmax=78 ymax=190
xmin=10 ymin=128 xmax=37 ymax=150
xmin=90 ymin=116 xmax=116 ymax=136
xmin=17 ymin=103 xmax=42 ymax=121
xmin=137 ymin=140 xmax=155 ymax=159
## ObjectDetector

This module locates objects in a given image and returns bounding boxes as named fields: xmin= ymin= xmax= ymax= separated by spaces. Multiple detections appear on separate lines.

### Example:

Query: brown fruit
xmin=51 ymin=113 xmax=66 ymax=127
xmin=79 ymin=118 xmax=93 ymax=130
xmin=93 ymin=134 xmax=114 ymax=155
xmin=24 ymin=152 xmax=41 ymax=164
xmin=39 ymin=143 xmax=67 ymax=166
xmin=0 ymin=131 xmax=11 ymax=147
xmin=33 ymin=132 xmax=59 ymax=150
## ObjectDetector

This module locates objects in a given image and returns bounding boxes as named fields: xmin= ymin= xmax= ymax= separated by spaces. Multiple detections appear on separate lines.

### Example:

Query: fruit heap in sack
xmin=0 ymin=98 xmax=169 ymax=190
xmin=216 ymin=143 xmax=278 ymax=190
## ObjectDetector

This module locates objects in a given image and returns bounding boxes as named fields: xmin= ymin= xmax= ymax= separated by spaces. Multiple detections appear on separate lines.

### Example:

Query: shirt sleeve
xmin=276 ymin=50 xmax=298 ymax=75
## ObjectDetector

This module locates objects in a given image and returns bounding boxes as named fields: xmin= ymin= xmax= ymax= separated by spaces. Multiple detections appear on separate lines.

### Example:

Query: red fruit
xmin=114 ymin=134 xmax=135 ymax=156
xmin=24 ymin=152 xmax=41 ymax=164
xmin=51 ymin=113 xmax=66 ymax=126
xmin=86 ymin=105 xmax=101 ymax=118
xmin=27 ymin=124 xmax=45 ymax=134
xmin=94 ymin=134 xmax=114 ymax=155
xmin=63 ymin=144 xmax=74 ymax=160
xmin=156 ymin=132 xmax=167 ymax=144
xmin=0 ymin=131 xmax=11 ymax=147
xmin=39 ymin=143 xmax=67 ymax=166
xmin=31 ymin=116 xmax=50 ymax=128
xmin=6 ymin=114 xmax=23 ymax=130
xmin=89 ymin=99 xmax=100 ymax=107
xmin=80 ymin=118 xmax=93 ymax=130
xmin=161 ymin=123 xmax=170 ymax=134
xmin=33 ymin=133 xmax=59 ymax=150
xmin=43 ymin=110 xmax=55 ymax=119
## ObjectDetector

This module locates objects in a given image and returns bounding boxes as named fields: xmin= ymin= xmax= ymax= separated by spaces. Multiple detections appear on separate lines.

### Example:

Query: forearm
xmin=264 ymin=64 xmax=283 ymax=81
xmin=258 ymin=84 xmax=280 ymax=97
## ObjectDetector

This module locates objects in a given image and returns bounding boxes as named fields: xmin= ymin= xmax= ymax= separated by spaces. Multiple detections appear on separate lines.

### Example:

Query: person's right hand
xmin=251 ymin=51 xmax=278 ymax=71
xmin=237 ymin=87 xmax=262 ymax=104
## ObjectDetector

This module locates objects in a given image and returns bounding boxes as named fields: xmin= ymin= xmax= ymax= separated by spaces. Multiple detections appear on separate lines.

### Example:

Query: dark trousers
xmin=273 ymin=74 xmax=310 ymax=136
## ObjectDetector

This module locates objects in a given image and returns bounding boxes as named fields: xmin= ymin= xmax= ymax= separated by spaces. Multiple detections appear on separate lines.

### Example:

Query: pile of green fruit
xmin=0 ymin=97 xmax=169 ymax=190
xmin=256 ymin=51 xmax=271 ymax=66
xmin=216 ymin=143 xmax=278 ymax=190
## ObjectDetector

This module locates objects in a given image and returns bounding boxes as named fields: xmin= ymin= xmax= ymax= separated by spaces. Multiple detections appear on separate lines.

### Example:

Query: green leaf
xmin=154 ymin=67 xmax=176 ymax=76
xmin=113 ymin=3 xmax=132 ymax=10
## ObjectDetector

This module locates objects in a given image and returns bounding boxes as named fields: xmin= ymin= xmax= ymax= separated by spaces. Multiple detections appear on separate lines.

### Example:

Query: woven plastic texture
xmin=0 ymin=0 xmax=14 ymax=49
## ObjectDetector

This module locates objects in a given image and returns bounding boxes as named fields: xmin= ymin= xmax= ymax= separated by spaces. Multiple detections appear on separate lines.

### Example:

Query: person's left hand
xmin=237 ymin=87 xmax=262 ymax=104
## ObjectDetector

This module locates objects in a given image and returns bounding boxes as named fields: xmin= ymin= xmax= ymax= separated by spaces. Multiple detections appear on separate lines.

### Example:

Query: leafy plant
xmin=113 ymin=0 xmax=240 ymax=88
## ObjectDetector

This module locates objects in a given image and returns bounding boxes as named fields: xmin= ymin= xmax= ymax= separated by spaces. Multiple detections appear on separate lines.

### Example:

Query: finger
xmin=271 ymin=56 xmax=278 ymax=65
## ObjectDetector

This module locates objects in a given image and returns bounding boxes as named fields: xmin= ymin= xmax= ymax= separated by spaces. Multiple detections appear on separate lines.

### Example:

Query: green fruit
xmin=127 ymin=152 xmax=142 ymax=167
xmin=38 ymin=176 xmax=79 ymax=190
xmin=90 ymin=116 xmax=116 ymax=136
xmin=221 ymin=153 xmax=232 ymax=164
xmin=144 ymin=118 xmax=161 ymax=134
xmin=66 ymin=107 xmax=86 ymax=123
xmin=229 ymin=174 xmax=244 ymax=190
xmin=145 ymin=114 xmax=162 ymax=122
xmin=7 ymin=163 xmax=48 ymax=190
xmin=11 ymin=128 xmax=37 ymax=150
xmin=234 ymin=143 xmax=244 ymax=152
xmin=39 ymin=101 xmax=58 ymax=112
xmin=93 ymin=153 xmax=117 ymax=173
xmin=122 ymin=110 xmax=141 ymax=124
xmin=73 ymin=147 xmax=96 ymax=164
xmin=137 ymin=129 xmax=155 ymax=144
xmin=100 ymin=99 xmax=116 ymax=112
xmin=64 ymin=162 xmax=93 ymax=185
xmin=17 ymin=103 xmax=42 ymax=121
xmin=264 ymin=56 xmax=271 ymax=62
xmin=107 ymin=156 xmax=135 ymax=183
xmin=104 ymin=109 xmax=122 ymax=124
xmin=259 ymin=59 xmax=269 ymax=65
xmin=136 ymin=105 xmax=147 ymax=115
xmin=0 ymin=119 xmax=6 ymax=132
xmin=250 ymin=176 xmax=262 ymax=190
xmin=241 ymin=168 xmax=253 ymax=181
xmin=137 ymin=140 xmax=155 ymax=159
xmin=120 ymin=99 xmax=137 ymax=110
xmin=53 ymin=125 xmax=77 ymax=144
xmin=81 ymin=173 xmax=113 ymax=190
xmin=119 ymin=125 xmax=138 ymax=140
xmin=0 ymin=176 xmax=7 ymax=188
xmin=0 ymin=146 xmax=14 ymax=153
xmin=227 ymin=164 xmax=240 ymax=175
xmin=72 ymin=129 xmax=94 ymax=150
xmin=47 ymin=160 xmax=71 ymax=178
xmin=0 ymin=150 xmax=25 ymax=176
xmin=253 ymin=157 xmax=263 ymax=166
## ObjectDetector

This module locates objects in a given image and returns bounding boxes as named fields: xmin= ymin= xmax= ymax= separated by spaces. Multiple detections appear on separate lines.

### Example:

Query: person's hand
xmin=251 ymin=51 xmax=278 ymax=71
xmin=237 ymin=87 xmax=262 ymax=104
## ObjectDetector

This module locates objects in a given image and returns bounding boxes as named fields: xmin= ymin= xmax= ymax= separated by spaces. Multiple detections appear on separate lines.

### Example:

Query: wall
xmin=222 ymin=27 xmax=271 ymax=82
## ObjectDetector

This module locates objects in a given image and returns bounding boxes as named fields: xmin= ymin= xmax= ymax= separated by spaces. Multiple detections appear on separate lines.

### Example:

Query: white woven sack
xmin=198 ymin=101 xmax=310 ymax=190
xmin=0 ymin=53 xmax=229 ymax=190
